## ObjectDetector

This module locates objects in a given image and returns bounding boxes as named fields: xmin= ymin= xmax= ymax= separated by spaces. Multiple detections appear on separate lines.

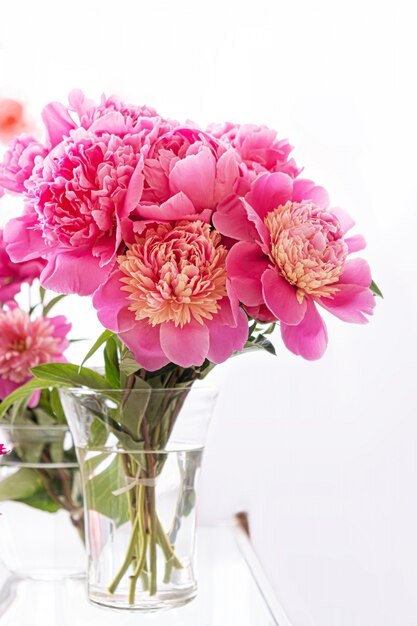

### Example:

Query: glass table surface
xmin=0 ymin=524 xmax=292 ymax=626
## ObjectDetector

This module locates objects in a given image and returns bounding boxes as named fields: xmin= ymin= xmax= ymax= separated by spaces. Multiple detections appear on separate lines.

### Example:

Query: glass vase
xmin=0 ymin=424 xmax=85 ymax=580
xmin=59 ymin=387 xmax=216 ymax=611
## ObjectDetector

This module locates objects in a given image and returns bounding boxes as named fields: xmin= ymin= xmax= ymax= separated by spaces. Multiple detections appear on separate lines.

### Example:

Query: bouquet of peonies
xmin=0 ymin=91 xmax=380 ymax=605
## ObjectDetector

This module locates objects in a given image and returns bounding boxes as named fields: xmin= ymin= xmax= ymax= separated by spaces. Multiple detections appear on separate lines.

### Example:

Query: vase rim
xmin=0 ymin=423 xmax=69 ymax=431
xmin=59 ymin=385 xmax=218 ymax=395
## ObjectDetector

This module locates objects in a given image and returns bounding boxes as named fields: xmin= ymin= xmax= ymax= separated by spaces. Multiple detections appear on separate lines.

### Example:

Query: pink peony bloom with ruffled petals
xmin=215 ymin=172 xmax=375 ymax=360
xmin=42 ymin=89 xmax=175 ymax=147
xmin=0 ymin=306 xmax=71 ymax=400
xmin=93 ymin=219 xmax=248 ymax=370
xmin=0 ymin=229 xmax=45 ymax=304
xmin=4 ymin=127 xmax=146 ymax=295
xmin=127 ymin=127 xmax=242 ymax=230
xmin=0 ymin=134 xmax=47 ymax=194
xmin=208 ymin=122 xmax=300 ymax=182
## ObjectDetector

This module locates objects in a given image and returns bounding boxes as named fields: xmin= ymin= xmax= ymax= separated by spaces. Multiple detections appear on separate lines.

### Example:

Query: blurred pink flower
xmin=0 ymin=229 xmax=45 ymax=304
xmin=217 ymin=172 xmax=374 ymax=360
xmin=93 ymin=219 xmax=248 ymax=370
xmin=0 ymin=99 xmax=28 ymax=143
xmin=0 ymin=443 xmax=9 ymax=455
xmin=0 ymin=307 xmax=71 ymax=400
xmin=0 ymin=134 xmax=47 ymax=194
xmin=208 ymin=122 xmax=300 ymax=181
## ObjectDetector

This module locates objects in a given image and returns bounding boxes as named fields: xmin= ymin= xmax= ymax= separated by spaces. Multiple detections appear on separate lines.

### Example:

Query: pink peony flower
xmin=215 ymin=172 xmax=375 ymax=360
xmin=42 ymin=89 xmax=175 ymax=147
xmin=0 ymin=229 xmax=45 ymax=304
xmin=0 ymin=99 xmax=28 ymax=143
xmin=207 ymin=122 xmax=300 ymax=181
xmin=126 ymin=126 xmax=242 ymax=231
xmin=0 ymin=134 xmax=47 ymax=194
xmin=0 ymin=306 xmax=71 ymax=400
xmin=93 ymin=219 xmax=248 ymax=370
xmin=4 ymin=128 xmax=146 ymax=295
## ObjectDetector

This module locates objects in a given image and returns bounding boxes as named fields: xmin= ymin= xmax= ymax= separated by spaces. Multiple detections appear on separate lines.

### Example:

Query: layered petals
xmin=281 ymin=300 xmax=328 ymax=360
xmin=226 ymin=241 xmax=268 ymax=306
xmin=261 ymin=267 xmax=307 ymax=325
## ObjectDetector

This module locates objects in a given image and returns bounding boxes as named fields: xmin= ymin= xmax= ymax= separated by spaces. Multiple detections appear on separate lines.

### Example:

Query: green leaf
xmin=0 ymin=468 xmax=43 ymax=501
xmin=31 ymin=363 xmax=113 ymax=391
xmin=118 ymin=386 xmax=151 ymax=440
xmin=104 ymin=336 xmax=121 ymax=388
xmin=120 ymin=347 xmax=141 ymax=377
xmin=80 ymin=330 xmax=115 ymax=370
xmin=18 ymin=491 xmax=61 ymax=513
xmin=85 ymin=455 xmax=130 ymax=527
xmin=240 ymin=335 xmax=276 ymax=356
xmin=254 ymin=335 xmax=276 ymax=355
xmin=50 ymin=388 xmax=66 ymax=423
xmin=370 ymin=280 xmax=383 ymax=298
xmin=0 ymin=379 xmax=59 ymax=419
xmin=43 ymin=294 xmax=67 ymax=316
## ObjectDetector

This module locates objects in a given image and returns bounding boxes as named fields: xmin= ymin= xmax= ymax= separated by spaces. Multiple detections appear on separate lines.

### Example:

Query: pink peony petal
xmin=41 ymin=102 xmax=76 ymax=147
xmin=213 ymin=195 xmax=261 ymax=242
xmin=121 ymin=155 xmax=145 ymax=219
xmin=319 ymin=284 xmax=375 ymax=323
xmin=207 ymin=308 xmax=248 ymax=363
xmin=331 ymin=207 xmax=355 ymax=234
xmin=261 ymin=267 xmax=306 ymax=325
xmin=245 ymin=172 xmax=293 ymax=219
xmin=345 ymin=234 xmax=366 ymax=253
xmin=169 ymin=146 xmax=216 ymax=211
xmin=281 ymin=299 xmax=328 ymax=360
xmin=68 ymin=89 xmax=95 ymax=120
xmin=136 ymin=192 xmax=196 ymax=220
xmin=214 ymin=149 xmax=240 ymax=203
xmin=40 ymin=251 xmax=111 ymax=296
xmin=4 ymin=211 xmax=50 ymax=262
xmin=46 ymin=316 xmax=72 ymax=345
xmin=292 ymin=179 xmax=330 ymax=208
xmin=339 ymin=258 xmax=372 ymax=287
xmin=227 ymin=241 xmax=269 ymax=306
xmin=93 ymin=270 xmax=135 ymax=333
xmin=120 ymin=320 xmax=169 ymax=371
xmin=160 ymin=321 xmax=209 ymax=367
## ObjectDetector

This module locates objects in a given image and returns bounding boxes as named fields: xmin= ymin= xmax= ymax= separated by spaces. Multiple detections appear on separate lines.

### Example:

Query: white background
xmin=1 ymin=1 xmax=416 ymax=624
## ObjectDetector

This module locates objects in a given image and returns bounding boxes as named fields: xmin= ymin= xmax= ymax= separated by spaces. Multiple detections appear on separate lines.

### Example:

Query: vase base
xmin=88 ymin=583 xmax=198 ymax=612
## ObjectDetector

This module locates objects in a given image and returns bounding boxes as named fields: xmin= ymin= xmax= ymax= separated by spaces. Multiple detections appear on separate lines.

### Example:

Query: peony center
xmin=264 ymin=201 xmax=348 ymax=302
xmin=118 ymin=221 xmax=228 ymax=327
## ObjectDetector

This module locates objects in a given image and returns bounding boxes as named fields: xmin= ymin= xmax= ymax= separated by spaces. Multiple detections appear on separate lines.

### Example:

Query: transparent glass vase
xmin=0 ymin=424 xmax=85 ymax=580
xmin=60 ymin=387 xmax=217 ymax=611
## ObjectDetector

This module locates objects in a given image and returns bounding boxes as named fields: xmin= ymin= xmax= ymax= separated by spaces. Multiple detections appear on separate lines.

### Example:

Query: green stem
xmin=108 ymin=516 xmax=139 ymax=595
xmin=156 ymin=517 xmax=183 ymax=569
xmin=128 ymin=486 xmax=147 ymax=604
xmin=148 ymin=483 xmax=158 ymax=596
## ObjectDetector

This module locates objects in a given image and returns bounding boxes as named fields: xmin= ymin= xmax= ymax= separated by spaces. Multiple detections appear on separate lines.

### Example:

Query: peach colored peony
xmin=93 ymin=219 xmax=248 ymax=370
xmin=0 ymin=307 xmax=71 ymax=400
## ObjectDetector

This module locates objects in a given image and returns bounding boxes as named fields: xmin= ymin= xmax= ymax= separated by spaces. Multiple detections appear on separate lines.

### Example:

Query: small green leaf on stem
xmin=80 ymin=330 xmax=115 ymax=370
xmin=370 ymin=280 xmax=383 ymax=298
xmin=43 ymin=294 xmax=67 ymax=316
